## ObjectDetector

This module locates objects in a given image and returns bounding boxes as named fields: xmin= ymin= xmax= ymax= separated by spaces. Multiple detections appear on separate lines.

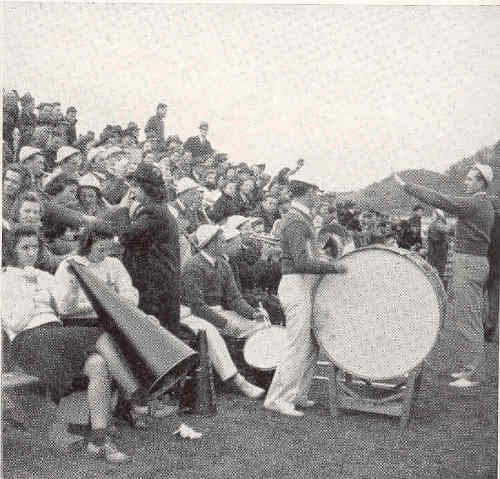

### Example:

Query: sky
xmin=4 ymin=3 xmax=500 ymax=191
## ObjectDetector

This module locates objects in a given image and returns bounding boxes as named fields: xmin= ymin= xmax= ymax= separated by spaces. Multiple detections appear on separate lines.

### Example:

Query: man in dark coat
xmin=119 ymin=162 xmax=181 ymax=334
xmin=62 ymin=106 xmax=78 ymax=145
xmin=183 ymin=122 xmax=214 ymax=160
xmin=144 ymin=103 xmax=167 ymax=151
xmin=19 ymin=93 xmax=37 ymax=148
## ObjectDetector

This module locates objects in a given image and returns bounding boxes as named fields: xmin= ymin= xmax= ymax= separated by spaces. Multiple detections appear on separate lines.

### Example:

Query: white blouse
xmin=1 ymin=266 xmax=61 ymax=341
xmin=54 ymin=255 xmax=139 ymax=319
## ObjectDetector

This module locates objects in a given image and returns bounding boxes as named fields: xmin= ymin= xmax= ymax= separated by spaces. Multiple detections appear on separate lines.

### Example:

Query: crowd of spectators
xmin=2 ymin=89 xmax=497 ymax=462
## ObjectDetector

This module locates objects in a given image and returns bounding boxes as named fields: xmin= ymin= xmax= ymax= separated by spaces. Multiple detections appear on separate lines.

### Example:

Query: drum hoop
xmin=313 ymin=245 xmax=445 ymax=381
xmin=243 ymin=326 xmax=286 ymax=372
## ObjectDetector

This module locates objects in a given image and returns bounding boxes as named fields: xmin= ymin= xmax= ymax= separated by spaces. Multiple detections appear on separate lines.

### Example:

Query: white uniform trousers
xmin=180 ymin=308 xmax=238 ymax=382
xmin=264 ymin=274 xmax=321 ymax=407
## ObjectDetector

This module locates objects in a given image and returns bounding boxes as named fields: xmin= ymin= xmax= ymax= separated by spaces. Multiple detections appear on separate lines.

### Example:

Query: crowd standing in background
xmin=2 ymin=90 xmax=499 ymax=462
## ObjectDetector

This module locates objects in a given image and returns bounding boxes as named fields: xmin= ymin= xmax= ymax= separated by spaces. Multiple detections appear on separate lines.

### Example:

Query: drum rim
xmin=313 ymin=245 xmax=445 ymax=380
xmin=243 ymin=325 xmax=287 ymax=372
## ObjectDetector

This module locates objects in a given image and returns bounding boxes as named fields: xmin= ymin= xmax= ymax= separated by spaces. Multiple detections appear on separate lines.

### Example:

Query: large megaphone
xmin=68 ymin=259 xmax=198 ymax=398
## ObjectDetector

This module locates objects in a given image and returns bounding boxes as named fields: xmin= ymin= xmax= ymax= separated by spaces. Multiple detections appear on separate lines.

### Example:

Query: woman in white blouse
xmin=54 ymin=228 xmax=139 ymax=327
xmin=54 ymin=227 xmax=155 ymax=428
xmin=2 ymin=225 xmax=149 ymax=463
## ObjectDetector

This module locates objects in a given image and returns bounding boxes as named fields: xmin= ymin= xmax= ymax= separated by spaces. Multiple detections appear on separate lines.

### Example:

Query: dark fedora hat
xmin=128 ymin=161 xmax=165 ymax=189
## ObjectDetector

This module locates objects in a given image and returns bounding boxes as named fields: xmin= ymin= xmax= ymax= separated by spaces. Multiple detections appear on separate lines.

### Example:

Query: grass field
xmin=3 ymin=332 xmax=497 ymax=479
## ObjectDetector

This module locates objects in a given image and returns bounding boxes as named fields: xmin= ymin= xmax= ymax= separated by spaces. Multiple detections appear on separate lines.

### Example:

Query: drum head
xmin=243 ymin=326 xmax=287 ymax=371
xmin=313 ymin=247 xmax=443 ymax=380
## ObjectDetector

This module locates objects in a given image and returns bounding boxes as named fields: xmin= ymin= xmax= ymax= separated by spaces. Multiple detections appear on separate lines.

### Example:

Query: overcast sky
xmin=4 ymin=4 xmax=500 ymax=190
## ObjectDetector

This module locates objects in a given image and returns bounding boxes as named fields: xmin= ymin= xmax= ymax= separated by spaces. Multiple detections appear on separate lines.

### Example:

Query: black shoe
xmin=113 ymin=398 xmax=148 ymax=430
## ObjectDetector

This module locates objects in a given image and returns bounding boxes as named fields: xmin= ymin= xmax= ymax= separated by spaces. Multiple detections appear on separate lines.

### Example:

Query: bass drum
xmin=313 ymin=246 xmax=445 ymax=380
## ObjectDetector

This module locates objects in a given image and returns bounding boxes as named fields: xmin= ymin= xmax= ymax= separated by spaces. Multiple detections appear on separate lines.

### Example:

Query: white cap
xmin=79 ymin=173 xmax=101 ymax=192
xmin=472 ymin=163 xmax=493 ymax=186
xmin=19 ymin=146 xmax=42 ymax=163
xmin=222 ymin=227 xmax=241 ymax=241
xmin=56 ymin=146 xmax=80 ymax=164
xmin=195 ymin=224 xmax=222 ymax=249
xmin=225 ymin=215 xmax=251 ymax=230
xmin=87 ymin=147 xmax=106 ymax=163
xmin=176 ymin=177 xmax=203 ymax=195
xmin=105 ymin=146 xmax=124 ymax=159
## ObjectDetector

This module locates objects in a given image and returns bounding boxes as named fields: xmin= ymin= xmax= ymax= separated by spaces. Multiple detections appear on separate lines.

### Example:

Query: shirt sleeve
xmin=404 ymin=183 xmax=478 ymax=218
xmin=1 ymin=272 xmax=35 ymax=338
xmin=181 ymin=263 xmax=228 ymax=329
xmin=110 ymin=258 xmax=139 ymax=306
xmin=285 ymin=219 xmax=340 ymax=274
xmin=220 ymin=261 xmax=256 ymax=319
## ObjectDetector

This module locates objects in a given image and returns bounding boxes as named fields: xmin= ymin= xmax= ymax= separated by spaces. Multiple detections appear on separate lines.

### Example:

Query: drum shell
xmin=69 ymin=260 xmax=198 ymax=397
xmin=243 ymin=326 xmax=287 ymax=389
xmin=313 ymin=246 xmax=445 ymax=381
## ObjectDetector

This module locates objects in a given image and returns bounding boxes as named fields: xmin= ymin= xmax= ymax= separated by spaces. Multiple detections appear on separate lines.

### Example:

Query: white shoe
xmin=449 ymin=378 xmax=479 ymax=388
xmin=234 ymin=376 xmax=265 ymax=399
xmin=87 ymin=440 xmax=130 ymax=463
xmin=264 ymin=401 xmax=304 ymax=417
xmin=296 ymin=400 xmax=316 ymax=409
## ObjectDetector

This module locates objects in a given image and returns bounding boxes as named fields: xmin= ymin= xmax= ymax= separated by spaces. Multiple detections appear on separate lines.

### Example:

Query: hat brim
xmin=198 ymin=230 xmax=222 ymax=249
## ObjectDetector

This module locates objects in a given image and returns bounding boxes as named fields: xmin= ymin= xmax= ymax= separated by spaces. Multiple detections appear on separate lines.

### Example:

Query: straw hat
xmin=195 ymin=224 xmax=222 ymax=249
xmin=56 ymin=146 xmax=80 ymax=164
xmin=19 ymin=146 xmax=41 ymax=163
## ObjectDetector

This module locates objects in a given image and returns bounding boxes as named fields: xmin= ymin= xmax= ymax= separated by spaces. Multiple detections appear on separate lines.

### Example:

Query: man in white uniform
xmin=264 ymin=176 xmax=346 ymax=417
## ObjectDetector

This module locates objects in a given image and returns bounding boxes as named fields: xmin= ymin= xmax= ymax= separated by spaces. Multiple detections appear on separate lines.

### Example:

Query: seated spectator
xmin=54 ymin=228 xmax=137 ymax=329
xmin=238 ymin=177 xmax=258 ymax=213
xmin=44 ymin=174 xmax=81 ymax=211
xmin=2 ymin=225 xmax=151 ymax=462
xmin=3 ymin=164 xmax=32 ymax=223
xmin=224 ymin=227 xmax=285 ymax=326
xmin=179 ymin=228 xmax=264 ymax=399
xmin=78 ymin=174 xmax=109 ymax=216
xmin=251 ymin=195 xmax=279 ymax=233
xmin=271 ymin=197 xmax=292 ymax=240
xmin=99 ymin=147 xmax=129 ymax=205
xmin=208 ymin=180 xmax=244 ymax=223
xmin=383 ymin=232 xmax=399 ymax=248
xmin=43 ymin=146 xmax=82 ymax=187
xmin=19 ymin=146 xmax=47 ymax=194
xmin=10 ymin=191 xmax=42 ymax=229
xmin=182 ymin=224 xmax=269 ymax=340
xmin=168 ymin=177 xmax=209 ymax=234
xmin=42 ymin=173 xmax=97 ymax=231
xmin=43 ymin=222 xmax=81 ymax=257
xmin=398 ymin=219 xmax=422 ymax=251
xmin=269 ymin=159 xmax=304 ymax=189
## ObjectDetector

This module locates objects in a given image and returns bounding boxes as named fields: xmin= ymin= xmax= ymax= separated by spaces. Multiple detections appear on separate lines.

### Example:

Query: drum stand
xmin=328 ymin=363 xmax=424 ymax=430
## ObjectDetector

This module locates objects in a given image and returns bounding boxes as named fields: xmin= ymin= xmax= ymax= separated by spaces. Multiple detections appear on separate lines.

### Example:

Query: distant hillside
xmin=337 ymin=139 xmax=500 ymax=215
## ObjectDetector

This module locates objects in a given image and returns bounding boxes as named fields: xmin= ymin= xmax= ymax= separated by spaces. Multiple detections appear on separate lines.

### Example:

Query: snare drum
xmin=243 ymin=326 xmax=287 ymax=372
xmin=313 ymin=246 xmax=445 ymax=380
